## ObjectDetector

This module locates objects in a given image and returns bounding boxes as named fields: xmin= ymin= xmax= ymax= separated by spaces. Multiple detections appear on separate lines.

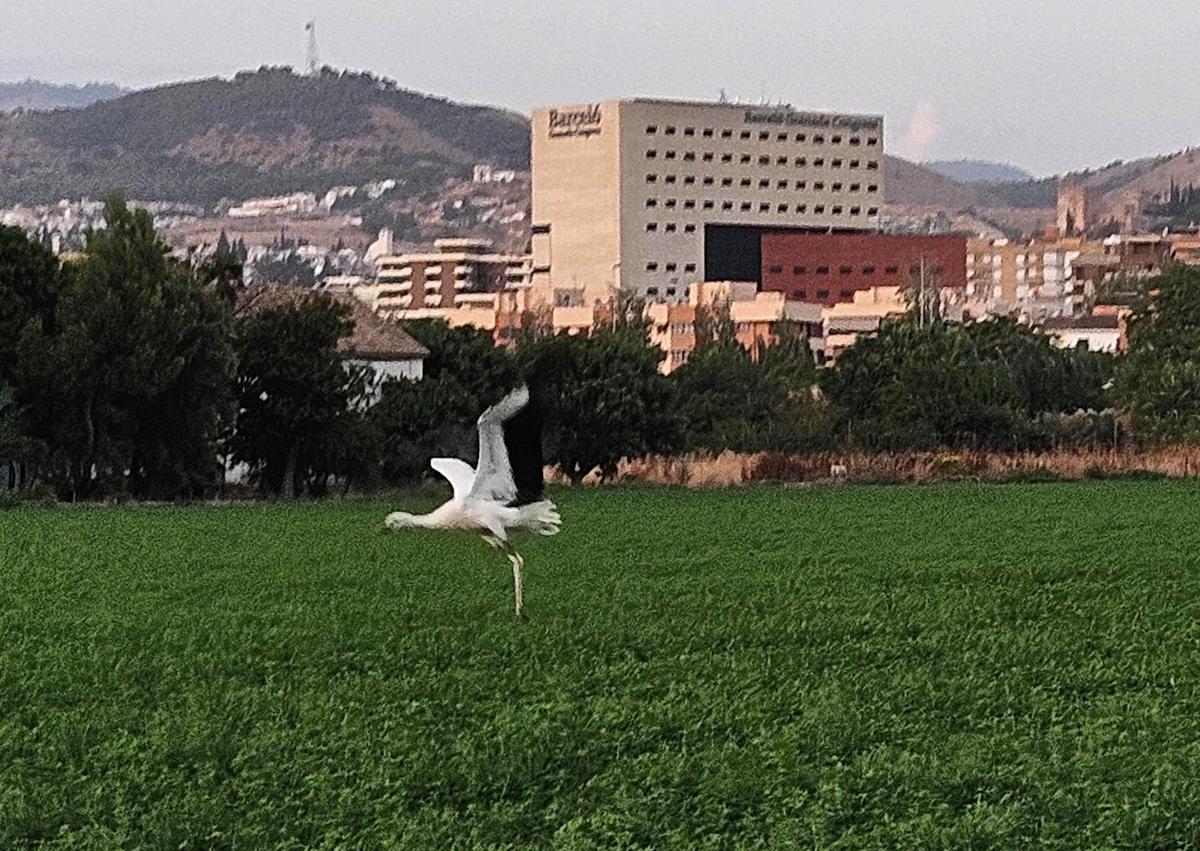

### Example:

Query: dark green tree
xmin=231 ymin=294 xmax=368 ymax=497
xmin=199 ymin=248 xmax=244 ymax=308
xmin=16 ymin=196 xmax=233 ymax=500
xmin=1116 ymin=266 xmax=1200 ymax=443
xmin=0 ymin=225 xmax=59 ymax=381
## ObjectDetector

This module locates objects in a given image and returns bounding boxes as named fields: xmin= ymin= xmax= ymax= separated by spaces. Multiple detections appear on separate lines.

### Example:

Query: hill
xmin=0 ymin=80 xmax=124 ymax=113
xmin=0 ymin=67 xmax=529 ymax=205
xmin=925 ymin=159 xmax=1034 ymax=183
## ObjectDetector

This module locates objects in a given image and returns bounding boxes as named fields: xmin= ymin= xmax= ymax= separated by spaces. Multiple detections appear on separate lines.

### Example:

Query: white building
xmin=531 ymin=98 xmax=884 ymax=304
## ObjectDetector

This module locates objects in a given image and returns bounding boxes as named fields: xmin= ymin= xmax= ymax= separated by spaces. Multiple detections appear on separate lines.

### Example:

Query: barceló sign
xmin=548 ymin=105 xmax=603 ymax=138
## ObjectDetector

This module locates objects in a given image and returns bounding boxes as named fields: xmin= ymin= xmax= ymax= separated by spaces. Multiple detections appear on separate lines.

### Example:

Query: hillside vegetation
xmin=0 ymin=67 xmax=529 ymax=205
xmin=0 ymin=80 xmax=124 ymax=112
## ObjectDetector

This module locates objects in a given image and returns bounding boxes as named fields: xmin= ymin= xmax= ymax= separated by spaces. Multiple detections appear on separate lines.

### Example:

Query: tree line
xmin=3 ymin=197 xmax=1200 ymax=501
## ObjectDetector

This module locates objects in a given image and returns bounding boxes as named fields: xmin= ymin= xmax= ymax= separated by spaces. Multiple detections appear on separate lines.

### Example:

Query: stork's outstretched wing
xmin=430 ymin=458 xmax=475 ymax=500
xmin=470 ymin=385 xmax=538 ymax=504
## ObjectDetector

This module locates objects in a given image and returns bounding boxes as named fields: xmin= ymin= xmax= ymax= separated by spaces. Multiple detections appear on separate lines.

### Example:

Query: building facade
xmin=365 ymin=238 xmax=530 ymax=317
xmin=760 ymin=232 xmax=966 ymax=307
xmin=531 ymin=99 xmax=884 ymax=303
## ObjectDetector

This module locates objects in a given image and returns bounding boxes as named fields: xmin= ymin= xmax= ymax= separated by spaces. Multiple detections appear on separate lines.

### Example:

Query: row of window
xmin=644 ymin=261 xmax=698 ymax=274
xmin=646 ymin=150 xmax=880 ymax=169
xmin=645 ymin=223 xmax=697 ymax=233
xmin=644 ymin=198 xmax=880 ymax=216
xmin=645 ymin=125 xmax=879 ymax=147
xmin=766 ymin=264 xmax=945 ymax=276
xmin=790 ymin=289 xmax=849 ymax=300
xmin=646 ymin=175 xmax=880 ymax=192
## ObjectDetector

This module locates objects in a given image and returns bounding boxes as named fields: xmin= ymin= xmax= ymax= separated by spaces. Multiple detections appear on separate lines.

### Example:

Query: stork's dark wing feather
xmin=503 ymin=396 xmax=544 ymax=507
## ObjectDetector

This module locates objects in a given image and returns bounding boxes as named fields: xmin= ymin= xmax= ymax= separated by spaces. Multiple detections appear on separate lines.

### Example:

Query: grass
xmin=3 ymin=482 xmax=1200 ymax=848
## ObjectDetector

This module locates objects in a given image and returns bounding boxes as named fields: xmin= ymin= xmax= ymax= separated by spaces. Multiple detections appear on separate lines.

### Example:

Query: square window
xmin=769 ymin=265 xmax=784 ymax=274
xmin=758 ymin=155 xmax=770 ymax=165
xmin=867 ymin=137 xmax=878 ymax=146
xmin=759 ymin=202 xmax=770 ymax=212
xmin=646 ymin=174 xmax=657 ymax=183
xmin=702 ymin=152 xmax=714 ymax=162
xmin=832 ymin=205 xmax=844 ymax=215
xmin=832 ymin=159 xmax=843 ymax=168
xmin=683 ymin=152 xmax=695 ymax=161
xmin=817 ymin=289 xmax=829 ymax=298
xmin=797 ymin=204 xmax=807 ymax=213
xmin=867 ymin=161 xmax=879 ymax=170
xmin=795 ymin=157 xmax=807 ymax=167
xmin=702 ymin=128 xmax=714 ymax=138
xmin=683 ymin=127 xmax=695 ymax=136
xmin=684 ymin=263 xmax=696 ymax=272
xmin=703 ymin=176 xmax=714 ymax=186
xmin=868 ymin=207 xmax=879 ymax=216
xmin=758 ymin=178 xmax=770 ymax=188
xmin=776 ymin=132 xmax=788 ymax=141
xmin=831 ymin=135 xmax=842 ymax=144
xmin=777 ymin=180 xmax=788 ymax=189
xmin=647 ymin=286 xmax=659 ymax=295
xmin=666 ymin=286 xmax=677 ymax=296
xmin=646 ymin=125 xmax=658 ymax=134
xmin=868 ymin=184 xmax=879 ymax=193
xmin=646 ymin=262 xmax=659 ymax=271
xmin=702 ymin=200 xmax=714 ymax=210
xmin=741 ymin=178 xmax=752 ymax=187
xmin=684 ymin=176 xmax=696 ymax=185
xmin=665 ymin=126 xmax=677 ymax=135
xmin=646 ymin=199 xmax=658 ymax=208
xmin=832 ymin=182 xmax=843 ymax=191
xmin=740 ymin=201 xmax=752 ymax=211
xmin=778 ymin=204 xmax=789 ymax=213
xmin=665 ymin=262 xmax=677 ymax=272
xmin=665 ymin=150 xmax=676 ymax=159
xmin=850 ymin=137 xmax=861 ymax=146
xmin=740 ymin=154 xmax=752 ymax=164
xmin=840 ymin=289 xmax=854 ymax=298
xmin=815 ymin=205 xmax=826 ymax=214
xmin=795 ymin=133 xmax=807 ymax=142
xmin=722 ymin=153 xmax=734 ymax=163
xmin=813 ymin=135 xmax=825 ymax=144
xmin=684 ymin=224 xmax=696 ymax=233
xmin=885 ymin=265 xmax=899 ymax=274
xmin=665 ymin=199 xmax=677 ymax=208
xmin=646 ymin=150 xmax=658 ymax=159
xmin=863 ymin=265 xmax=875 ymax=274
xmin=722 ymin=201 xmax=734 ymax=210
xmin=665 ymin=223 xmax=677 ymax=232
xmin=722 ymin=177 xmax=733 ymax=187
xmin=850 ymin=206 xmax=861 ymax=215
xmin=817 ymin=267 xmax=829 ymax=275
xmin=646 ymin=222 xmax=658 ymax=231
xmin=850 ymin=183 xmax=861 ymax=191
xmin=665 ymin=175 xmax=677 ymax=184
xmin=850 ymin=159 xmax=860 ymax=168
xmin=814 ymin=182 xmax=825 ymax=191
xmin=740 ymin=130 xmax=751 ymax=139
xmin=793 ymin=288 xmax=806 ymax=298
xmin=683 ymin=200 xmax=695 ymax=209
xmin=795 ymin=181 xmax=807 ymax=190
xmin=793 ymin=266 xmax=806 ymax=275
xmin=722 ymin=129 xmax=733 ymax=138
xmin=839 ymin=266 xmax=852 ymax=275
xmin=758 ymin=131 xmax=770 ymax=140
xmin=814 ymin=158 xmax=825 ymax=167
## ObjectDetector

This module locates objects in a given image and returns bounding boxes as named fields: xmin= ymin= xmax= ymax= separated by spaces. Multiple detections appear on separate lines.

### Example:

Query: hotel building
xmin=531 ymin=98 xmax=884 ymax=303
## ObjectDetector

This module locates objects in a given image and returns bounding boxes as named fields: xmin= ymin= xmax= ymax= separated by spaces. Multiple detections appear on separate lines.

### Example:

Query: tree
xmin=518 ymin=320 xmax=679 ymax=483
xmin=230 ymin=294 xmax=368 ymax=497
xmin=1116 ymin=266 xmax=1200 ymax=443
xmin=0 ymin=383 xmax=35 ymax=491
xmin=199 ymin=248 xmax=244 ymax=308
xmin=0 ymin=225 xmax=59 ymax=382
xmin=16 ymin=196 xmax=233 ymax=500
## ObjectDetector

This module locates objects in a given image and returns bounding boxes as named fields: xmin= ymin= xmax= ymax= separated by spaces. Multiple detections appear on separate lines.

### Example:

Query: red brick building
xmin=760 ymin=232 xmax=967 ymax=306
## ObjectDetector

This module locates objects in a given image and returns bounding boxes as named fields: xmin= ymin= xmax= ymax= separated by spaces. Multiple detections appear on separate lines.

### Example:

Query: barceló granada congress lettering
xmin=548 ymin=105 xmax=603 ymax=138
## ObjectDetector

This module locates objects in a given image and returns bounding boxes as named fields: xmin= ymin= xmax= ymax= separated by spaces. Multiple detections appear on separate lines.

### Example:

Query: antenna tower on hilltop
xmin=305 ymin=20 xmax=320 ymax=77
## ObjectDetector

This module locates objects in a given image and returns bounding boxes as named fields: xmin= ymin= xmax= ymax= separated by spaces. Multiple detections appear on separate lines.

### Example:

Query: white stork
xmin=379 ymin=385 xmax=560 ymax=619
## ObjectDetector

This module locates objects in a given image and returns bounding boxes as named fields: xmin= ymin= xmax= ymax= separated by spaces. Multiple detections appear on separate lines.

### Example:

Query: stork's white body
xmin=382 ymin=385 xmax=560 ymax=618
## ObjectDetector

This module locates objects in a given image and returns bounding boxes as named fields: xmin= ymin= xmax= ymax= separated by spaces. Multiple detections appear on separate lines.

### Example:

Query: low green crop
xmin=2 ymin=482 xmax=1200 ymax=848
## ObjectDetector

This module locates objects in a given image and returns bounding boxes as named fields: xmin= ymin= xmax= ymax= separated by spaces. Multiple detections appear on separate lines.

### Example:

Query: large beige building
xmin=531 ymin=98 xmax=884 ymax=304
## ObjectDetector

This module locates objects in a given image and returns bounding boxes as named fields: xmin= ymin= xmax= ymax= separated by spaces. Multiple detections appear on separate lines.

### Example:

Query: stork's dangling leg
xmin=500 ymin=540 xmax=527 ymax=620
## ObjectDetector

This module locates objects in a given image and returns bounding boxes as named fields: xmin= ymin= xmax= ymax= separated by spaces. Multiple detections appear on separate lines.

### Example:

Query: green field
xmin=4 ymin=482 xmax=1200 ymax=848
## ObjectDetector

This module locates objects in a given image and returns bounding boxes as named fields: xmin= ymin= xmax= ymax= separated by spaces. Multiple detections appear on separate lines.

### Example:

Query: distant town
xmin=4 ymin=80 xmax=1199 ymax=370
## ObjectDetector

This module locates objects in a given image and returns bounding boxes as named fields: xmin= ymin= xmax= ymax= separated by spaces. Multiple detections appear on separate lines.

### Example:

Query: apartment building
xmin=362 ymin=238 xmax=531 ymax=318
xmin=531 ymin=99 xmax=884 ymax=304
xmin=965 ymin=238 xmax=1087 ymax=319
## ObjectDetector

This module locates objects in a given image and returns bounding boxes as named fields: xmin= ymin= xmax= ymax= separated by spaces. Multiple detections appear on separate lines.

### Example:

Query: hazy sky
xmin=4 ymin=0 xmax=1199 ymax=176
